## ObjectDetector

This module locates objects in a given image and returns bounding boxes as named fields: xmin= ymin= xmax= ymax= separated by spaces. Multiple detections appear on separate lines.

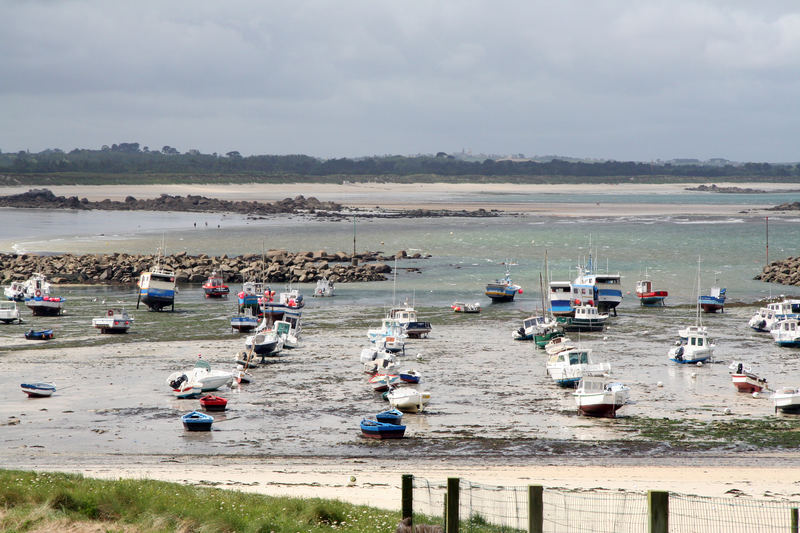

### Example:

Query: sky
xmin=1 ymin=1 xmax=799 ymax=162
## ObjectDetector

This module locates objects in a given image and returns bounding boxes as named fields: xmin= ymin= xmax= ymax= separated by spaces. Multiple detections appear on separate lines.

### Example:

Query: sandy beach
xmin=0 ymin=182 xmax=786 ymax=217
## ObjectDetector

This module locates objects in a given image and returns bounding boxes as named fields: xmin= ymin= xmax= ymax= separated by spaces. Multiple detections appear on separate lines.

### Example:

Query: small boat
xmin=699 ymin=280 xmax=726 ymax=313
xmin=774 ymin=388 xmax=800 ymax=413
xmin=260 ymin=285 xmax=304 ymax=323
xmin=369 ymin=373 xmax=400 ymax=392
xmin=544 ymin=335 xmax=575 ymax=355
xmin=230 ymin=307 xmax=259 ymax=332
xmin=546 ymin=348 xmax=610 ymax=387
xmin=199 ymin=394 xmax=228 ymax=411
xmin=534 ymin=328 xmax=563 ymax=348
xmin=166 ymin=358 xmax=235 ymax=396
xmin=513 ymin=314 xmax=558 ymax=341
xmin=451 ymin=301 xmax=481 ymax=313
xmin=0 ymin=301 xmax=21 ymax=324
xmin=562 ymin=305 xmax=608 ymax=332
xmin=4 ymin=281 xmax=25 ymax=302
xmin=360 ymin=419 xmax=406 ymax=439
xmin=313 ymin=277 xmax=335 ymax=297
xmin=24 ymin=328 xmax=54 ymax=340
xmin=244 ymin=328 xmax=284 ymax=358
xmin=202 ymin=271 xmax=230 ymax=298
xmin=387 ymin=387 xmax=431 ymax=413
xmin=748 ymin=299 xmax=800 ymax=332
xmin=668 ymin=331 xmax=714 ymax=364
xmin=23 ymin=273 xmax=64 ymax=316
xmin=398 ymin=370 xmax=421 ymax=384
xmin=367 ymin=318 xmax=406 ymax=353
xmin=20 ymin=382 xmax=56 ymax=397
xmin=272 ymin=319 xmax=300 ymax=349
xmin=729 ymin=362 xmax=769 ymax=393
xmin=137 ymin=241 xmax=176 ymax=311
xmin=635 ymin=278 xmax=668 ymax=307
xmin=376 ymin=408 xmax=404 ymax=424
xmin=361 ymin=346 xmax=397 ymax=374
xmin=771 ymin=318 xmax=800 ymax=348
xmin=485 ymin=265 xmax=522 ymax=302
xmin=388 ymin=303 xmax=432 ymax=339
xmin=573 ymin=377 xmax=631 ymax=418
xmin=181 ymin=411 xmax=214 ymax=431
xmin=92 ymin=308 xmax=133 ymax=333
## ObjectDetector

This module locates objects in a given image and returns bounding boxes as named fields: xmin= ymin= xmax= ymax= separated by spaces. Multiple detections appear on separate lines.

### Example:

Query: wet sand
xmin=0 ymin=182 xmax=782 ymax=216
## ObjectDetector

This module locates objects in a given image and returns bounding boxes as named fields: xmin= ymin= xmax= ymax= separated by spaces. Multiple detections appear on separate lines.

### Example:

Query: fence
xmin=404 ymin=475 xmax=800 ymax=533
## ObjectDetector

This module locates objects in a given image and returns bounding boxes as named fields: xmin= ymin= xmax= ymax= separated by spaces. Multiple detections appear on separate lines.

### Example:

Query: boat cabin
xmin=548 ymin=349 xmax=592 ymax=367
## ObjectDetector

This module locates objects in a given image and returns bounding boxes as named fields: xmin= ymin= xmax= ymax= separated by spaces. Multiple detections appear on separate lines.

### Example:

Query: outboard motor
xmin=169 ymin=374 xmax=188 ymax=389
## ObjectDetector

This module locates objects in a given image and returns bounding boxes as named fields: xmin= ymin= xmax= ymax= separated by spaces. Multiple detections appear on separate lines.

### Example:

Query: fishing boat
xmin=562 ymin=305 xmax=608 ymax=332
xmin=513 ymin=314 xmax=558 ymax=341
xmin=199 ymin=394 xmax=228 ymax=411
xmin=771 ymin=318 xmax=800 ymax=348
xmin=388 ymin=303 xmax=432 ymax=339
xmin=230 ymin=307 xmax=259 ymax=332
xmin=549 ymin=281 xmax=574 ymax=317
xmin=748 ymin=299 xmax=800 ymax=332
xmin=670 ymin=259 xmax=715 ymax=364
xmin=23 ymin=273 xmax=64 ymax=316
xmin=237 ymin=280 xmax=264 ymax=316
xmin=91 ymin=308 xmax=133 ymax=333
xmin=166 ymin=358 xmax=235 ymax=396
xmin=202 ymin=271 xmax=230 ymax=298
xmin=272 ymin=319 xmax=300 ymax=349
xmin=359 ymin=419 xmax=406 ymax=439
xmin=4 ymin=281 xmax=25 ymax=302
xmin=24 ymin=328 xmax=53 ymax=340
xmin=699 ymin=274 xmax=726 ymax=313
xmin=20 ymin=382 xmax=56 ymax=397
xmin=485 ymin=264 xmax=522 ymax=302
xmin=244 ymin=327 xmax=284 ymax=358
xmin=181 ymin=411 xmax=214 ymax=431
xmin=572 ymin=253 xmax=623 ymax=315
xmin=0 ymin=301 xmax=21 ymax=323
xmin=375 ymin=408 xmax=404 ymax=425
xmin=729 ymin=362 xmax=769 ymax=393
xmin=137 ymin=244 xmax=176 ymax=311
xmin=546 ymin=348 xmax=611 ymax=387
xmin=367 ymin=318 xmax=406 ymax=353
xmin=573 ymin=377 xmax=630 ymax=418
xmin=260 ymin=285 xmax=304 ymax=323
xmin=313 ymin=277 xmax=335 ymax=297
xmin=451 ymin=301 xmax=481 ymax=313
xmin=635 ymin=278 xmax=668 ymax=307
xmin=387 ymin=387 xmax=431 ymax=413
xmin=773 ymin=388 xmax=800 ymax=413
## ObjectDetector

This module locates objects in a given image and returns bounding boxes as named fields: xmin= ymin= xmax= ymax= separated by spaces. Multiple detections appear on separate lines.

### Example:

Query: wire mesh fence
xmin=410 ymin=476 xmax=800 ymax=533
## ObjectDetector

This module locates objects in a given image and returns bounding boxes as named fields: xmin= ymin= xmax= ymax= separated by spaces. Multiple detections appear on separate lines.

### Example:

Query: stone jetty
xmin=0 ymin=250 xmax=427 ymax=286
xmin=754 ymin=257 xmax=800 ymax=286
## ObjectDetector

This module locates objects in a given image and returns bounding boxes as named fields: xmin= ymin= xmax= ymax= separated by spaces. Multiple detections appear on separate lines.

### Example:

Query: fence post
xmin=528 ymin=485 xmax=543 ymax=533
xmin=648 ymin=491 xmax=669 ymax=533
xmin=792 ymin=507 xmax=798 ymax=533
xmin=446 ymin=477 xmax=460 ymax=533
xmin=402 ymin=475 xmax=413 ymax=526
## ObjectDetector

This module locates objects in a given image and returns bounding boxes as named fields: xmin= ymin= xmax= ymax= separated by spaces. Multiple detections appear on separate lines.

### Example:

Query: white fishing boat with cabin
xmin=0 ymin=301 xmax=21 ymax=324
xmin=92 ymin=308 xmax=133 ymax=333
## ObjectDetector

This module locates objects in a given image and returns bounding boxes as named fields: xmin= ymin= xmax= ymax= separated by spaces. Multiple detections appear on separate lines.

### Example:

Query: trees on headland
xmin=1 ymin=144 xmax=798 ymax=182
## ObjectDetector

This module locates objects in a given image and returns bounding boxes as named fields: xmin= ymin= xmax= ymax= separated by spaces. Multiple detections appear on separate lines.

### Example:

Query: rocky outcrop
xmin=754 ymin=257 xmax=800 ymax=286
xmin=768 ymin=202 xmax=800 ymax=211
xmin=0 ymin=189 xmax=342 ymax=215
xmin=0 ymin=250 xmax=429 ymax=286
xmin=685 ymin=184 xmax=768 ymax=194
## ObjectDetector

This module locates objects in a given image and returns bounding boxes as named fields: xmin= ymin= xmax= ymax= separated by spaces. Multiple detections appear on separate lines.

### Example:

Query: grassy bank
xmin=0 ymin=469 xmax=403 ymax=533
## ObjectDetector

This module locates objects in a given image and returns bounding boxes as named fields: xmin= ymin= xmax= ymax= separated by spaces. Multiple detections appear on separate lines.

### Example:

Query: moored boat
xmin=137 ymin=247 xmax=176 ymax=312
xmin=388 ymin=303 xmax=432 ymax=339
xmin=771 ymin=318 xmax=800 ymax=348
xmin=230 ymin=307 xmax=259 ymax=332
xmin=199 ymin=394 xmax=228 ymax=411
xmin=376 ymin=408 xmax=404 ymax=424
xmin=23 ymin=273 xmax=64 ymax=316
xmin=748 ymin=299 xmax=800 ymax=332
xmin=544 ymin=335 xmax=575 ymax=355
xmin=485 ymin=265 xmax=522 ymax=302
xmin=244 ymin=328 xmax=284 ymax=358
xmin=635 ymin=279 xmax=668 ymax=307
xmin=369 ymin=373 xmax=400 ymax=392
xmin=4 ymin=281 xmax=25 ymax=302
xmin=166 ymin=358 xmax=235 ymax=396
xmin=549 ymin=281 xmax=573 ymax=317
xmin=313 ymin=277 xmax=335 ymax=297
xmin=202 ymin=271 xmax=230 ymax=298
xmin=562 ymin=305 xmax=608 ymax=332
xmin=451 ymin=301 xmax=481 ymax=313
xmin=668 ymin=330 xmax=714 ymax=364
xmin=0 ymin=301 xmax=21 ymax=324
xmin=573 ymin=377 xmax=630 ymax=418
xmin=24 ymin=328 xmax=53 ymax=340
xmin=513 ymin=314 xmax=558 ymax=341
xmin=387 ymin=387 xmax=431 ymax=413
xmin=546 ymin=348 xmax=610 ymax=387
xmin=699 ymin=277 xmax=726 ymax=313
xmin=20 ymin=381 xmax=56 ymax=397
xmin=572 ymin=254 xmax=623 ymax=315
xmin=359 ymin=419 xmax=406 ymax=439
xmin=181 ymin=411 xmax=214 ymax=431
xmin=729 ymin=362 xmax=768 ymax=393
xmin=774 ymin=388 xmax=800 ymax=413
xmin=92 ymin=308 xmax=133 ymax=333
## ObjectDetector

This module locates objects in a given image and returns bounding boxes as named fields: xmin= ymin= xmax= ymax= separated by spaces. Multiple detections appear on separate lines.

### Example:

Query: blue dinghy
xmin=360 ymin=419 xmax=406 ymax=439
xmin=376 ymin=408 xmax=403 ymax=425
xmin=181 ymin=411 xmax=214 ymax=431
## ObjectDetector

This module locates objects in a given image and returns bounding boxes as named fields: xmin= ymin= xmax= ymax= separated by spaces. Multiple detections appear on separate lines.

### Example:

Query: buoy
xmin=723 ymin=407 xmax=731 ymax=415
xmin=416 ymin=353 xmax=423 ymax=361
xmin=657 ymin=381 xmax=663 ymax=387
xmin=691 ymin=372 xmax=697 ymax=379
xmin=696 ymin=361 xmax=703 ymax=367
xmin=602 ymin=336 xmax=608 ymax=341
xmin=752 ymin=391 xmax=760 ymax=399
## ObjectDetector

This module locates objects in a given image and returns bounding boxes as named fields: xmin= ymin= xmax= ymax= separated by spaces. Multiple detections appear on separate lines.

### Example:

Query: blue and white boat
xmin=21 ymin=381 xmax=56 ymax=397
xmin=748 ymin=299 xmax=800 ymax=332
xmin=376 ymin=408 xmax=403 ymax=425
xmin=546 ymin=348 xmax=610 ymax=387
xmin=572 ymin=255 xmax=622 ymax=316
xmin=230 ymin=307 xmax=259 ymax=332
xmin=668 ymin=329 xmax=714 ymax=363
xmin=699 ymin=286 xmax=726 ymax=313
xmin=771 ymin=319 xmax=800 ymax=348
xmin=181 ymin=411 xmax=214 ymax=431
xmin=359 ymin=419 xmax=406 ymax=439
xmin=485 ymin=265 xmax=522 ymax=302
xmin=548 ymin=281 xmax=573 ymax=317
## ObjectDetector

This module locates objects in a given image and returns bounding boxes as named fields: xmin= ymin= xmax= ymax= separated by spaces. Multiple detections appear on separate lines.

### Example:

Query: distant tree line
xmin=0 ymin=144 xmax=798 ymax=181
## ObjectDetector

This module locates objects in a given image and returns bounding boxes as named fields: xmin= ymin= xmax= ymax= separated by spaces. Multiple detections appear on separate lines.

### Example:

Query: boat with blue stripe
xmin=485 ymin=264 xmax=522 ymax=302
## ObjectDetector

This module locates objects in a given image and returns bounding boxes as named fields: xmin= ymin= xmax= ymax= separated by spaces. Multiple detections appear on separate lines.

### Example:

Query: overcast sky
xmin=1 ymin=1 xmax=799 ymax=162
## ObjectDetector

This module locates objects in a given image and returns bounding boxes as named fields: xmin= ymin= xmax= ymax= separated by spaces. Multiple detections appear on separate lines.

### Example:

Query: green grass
xmin=0 ymin=469 xmax=406 ymax=532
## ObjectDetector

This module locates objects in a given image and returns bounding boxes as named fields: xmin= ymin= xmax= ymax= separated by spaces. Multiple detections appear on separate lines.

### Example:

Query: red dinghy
xmin=199 ymin=394 xmax=228 ymax=411
xmin=202 ymin=271 xmax=230 ymax=298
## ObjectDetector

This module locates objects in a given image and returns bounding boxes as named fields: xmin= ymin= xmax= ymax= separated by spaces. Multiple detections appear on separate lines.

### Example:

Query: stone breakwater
xmin=754 ymin=257 xmax=800 ymax=286
xmin=0 ymin=250 xmax=427 ymax=285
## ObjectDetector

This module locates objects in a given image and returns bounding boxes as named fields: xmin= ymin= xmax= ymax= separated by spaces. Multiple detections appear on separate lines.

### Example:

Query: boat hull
xmin=563 ymin=319 xmax=606 ymax=332
xmin=731 ymin=374 xmax=767 ymax=393
xmin=203 ymin=287 xmax=230 ymax=298
xmin=182 ymin=411 xmax=214 ymax=431
xmin=360 ymin=419 xmax=406 ymax=439
xmin=20 ymin=382 xmax=56 ymax=397
xmin=25 ymin=299 xmax=63 ymax=316
xmin=140 ymin=290 xmax=175 ymax=311
xmin=24 ymin=329 xmax=53 ymax=340
xmin=576 ymin=398 xmax=626 ymax=418
xmin=230 ymin=317 xmax=258 ymax=332
xmin=199 ymin=395 xmax=228 ymax=411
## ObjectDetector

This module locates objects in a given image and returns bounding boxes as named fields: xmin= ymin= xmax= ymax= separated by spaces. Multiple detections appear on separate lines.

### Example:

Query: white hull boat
xmin=166 ymin=359 xmax=234 ymax=398
xmin=774 ymin=387 xmax=800 ymax=413
xmin=771 ymin=319 xmax=800 ymax=348
xmin=92 ymin=308 xmax=133 ymax=333
xmin=546 ymin=348 xmax=610 ymax=387
xmin=0 ymin=301 xmax=21 ymax=323
xmin=574 ymin=378 xmax=630 ymax=418
xmin=387 ymin=387 xmax=431 ymax=413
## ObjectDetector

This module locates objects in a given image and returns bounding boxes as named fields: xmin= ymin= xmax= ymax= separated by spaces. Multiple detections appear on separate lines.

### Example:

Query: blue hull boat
xmin=376 ymin=408 xmax=403 ymax=425
xmin=24 ymin=329 xmax=53 ymax=340
xmin=182 ymin=411 xmax=214 ymax=431
xmin=360 ymin=419 xmax=406 ymax=439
